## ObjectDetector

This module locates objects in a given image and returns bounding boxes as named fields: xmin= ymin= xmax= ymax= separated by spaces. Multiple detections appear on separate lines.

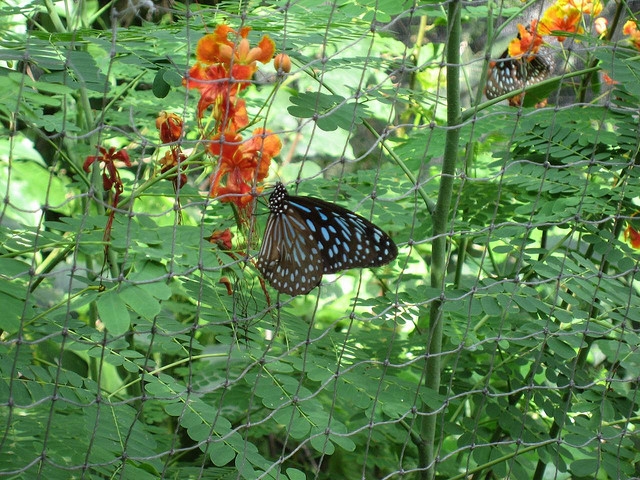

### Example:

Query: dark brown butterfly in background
xmin=486 ymin=49 xmax=554 ymax=104
xmin=485 ymin=23 xmax=555 ymax=107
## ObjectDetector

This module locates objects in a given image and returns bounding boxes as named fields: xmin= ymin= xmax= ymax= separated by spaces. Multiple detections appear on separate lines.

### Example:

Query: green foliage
xmin=1 ymin=0 xmax=640 ymax=479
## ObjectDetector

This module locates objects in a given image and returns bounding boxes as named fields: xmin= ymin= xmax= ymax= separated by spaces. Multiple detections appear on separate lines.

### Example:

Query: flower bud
xmin=274 ymin=53 xmax=291 ymax=73
xmin=594 ymin=17 xmax=608 ymax=36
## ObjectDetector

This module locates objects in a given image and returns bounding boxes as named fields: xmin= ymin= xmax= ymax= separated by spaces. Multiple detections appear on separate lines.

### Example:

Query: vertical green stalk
xmin=418 ymin=1 xmax=461 ymax=479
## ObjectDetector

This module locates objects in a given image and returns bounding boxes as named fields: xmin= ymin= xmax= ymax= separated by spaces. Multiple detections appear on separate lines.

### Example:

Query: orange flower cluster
xmin=186 ymin=25 xmax=275 ymax=124
xmin=538 ymin=0 xmax=603 ymax=41
xmin=185 ymin=25 xmax=283 ymax=217
xmin=623 ymin=21 xmax=640 ymax=51
xmin=208 ymin=129 xmax=281 ymax=208
xmin=506 ymin=0 xmax=603 ymax=60
xmin=508 ymin=21 xmax=544 ymax=58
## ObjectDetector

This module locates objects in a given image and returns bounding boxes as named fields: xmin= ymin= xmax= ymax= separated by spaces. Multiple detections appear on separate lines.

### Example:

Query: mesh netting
xmin=1 ymin=0 xmax=639 ymax=479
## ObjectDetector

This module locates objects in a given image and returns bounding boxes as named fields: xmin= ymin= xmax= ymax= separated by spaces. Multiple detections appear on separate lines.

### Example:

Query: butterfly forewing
xmin=300 ymin=202 xmax=397 ymax=274
xmin=256 ymin=183 xmax=397 ymax=295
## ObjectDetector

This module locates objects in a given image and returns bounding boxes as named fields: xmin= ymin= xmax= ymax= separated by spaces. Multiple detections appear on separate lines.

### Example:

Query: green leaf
xmin=97 ymin=290 xmax=131 ymax=336
xmin=289 ymin=415 xmax=312 ymax=440
xmin=521 ymin=77 xmax=563 ymax=107
xmin=235 ymin=455 xmax=258 ymax=479
xmin=287 ymin=92 xmax=369 ymax=131
xmin=286 ymin=468 xmax=307 ymax=480
xmin=570 ymin=458 xmax=600 ymax=476
xmin=310 ymin=430 xmax=335 ymax=455
xmin=210 ymin=442 xmax=236 ymax=467
xmin=65 ymin=49 xmax=109 ymax=92
xmin=328 ymin=425 xmax=356 ymax=452
xmin=153 ymin=70 xmax=171 ymax=98
xmin=480 ymin=295 xmax=502 ymax=316
xmin=128 ymin=261 xmax=172 ymax=300
xmin=163 ymin=69 xmax=183 ymax=87
xmin=545 ymin=337 xmax=577 ymax=360
xmin=119 ymin=285 xmax=161 ymax=321
xmin=0 ymin=291 xmax=22 ymax=334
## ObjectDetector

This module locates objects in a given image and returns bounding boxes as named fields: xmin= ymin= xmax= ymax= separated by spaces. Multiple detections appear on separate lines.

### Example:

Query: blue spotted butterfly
xmin=256 ymin=182 xmax=397 ymax=296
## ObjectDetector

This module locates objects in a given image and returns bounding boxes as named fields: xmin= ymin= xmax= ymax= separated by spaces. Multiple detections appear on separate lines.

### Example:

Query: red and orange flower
xmin=185 ymin=25 xmax=275 ymax=130
xmin=184 ymin=24 xmax=284 ymax=233
xmin=624 ymin=223 xmax=640 ymax=249
xmin=83 ymin=146 xmax=132 ymax=253
xmin=156 ymin=111 xmax=183 ymax=143
xmin=159 ymin=149 xmax=188 ymax=188
xmin=83 ymin=146 xmax=131 ymax=193
xmin=509 ymin=21 xmax=544 ymax=58
xmin=274 ymin=53 xmax=292 ymax=73
xmin=208 ymin=128 xmax=281 ymax=209
xmin=623 ymin=21 xmax=640 ymax=51
xmin=537 ymin=3 xmax=584 ymax=42
xmin=564 ymin=0 xmax=602 ymax=16
xmin=594 ymin=16 xmax=608 ymax=36
xmin=156 ymin=112 xmax=188 ymax=189
xmin=208 ymin=229 xmax=234 ymax=250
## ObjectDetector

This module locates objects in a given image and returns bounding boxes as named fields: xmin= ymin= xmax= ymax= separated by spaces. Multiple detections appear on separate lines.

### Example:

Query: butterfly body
xmin=256 ymin=183 xmax=397 ymax=296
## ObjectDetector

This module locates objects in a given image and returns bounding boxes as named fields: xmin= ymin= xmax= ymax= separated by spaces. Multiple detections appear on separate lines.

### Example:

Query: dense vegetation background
xmin=1 ymin=0 xmax=640 ymax=479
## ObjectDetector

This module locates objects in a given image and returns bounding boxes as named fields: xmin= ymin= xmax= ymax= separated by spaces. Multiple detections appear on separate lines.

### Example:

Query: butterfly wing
xmin=486 ymin=50 xmax=553 ymax=100
xmin=285 ymin=195 xmax=398 ymax=274
xmin=256 ymin=188 xmax=325 ymax=296
xmin=257 ymin=183 xmax=397 ymax=296
xmin=523 ymin=53 xmax=553 ymax=87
